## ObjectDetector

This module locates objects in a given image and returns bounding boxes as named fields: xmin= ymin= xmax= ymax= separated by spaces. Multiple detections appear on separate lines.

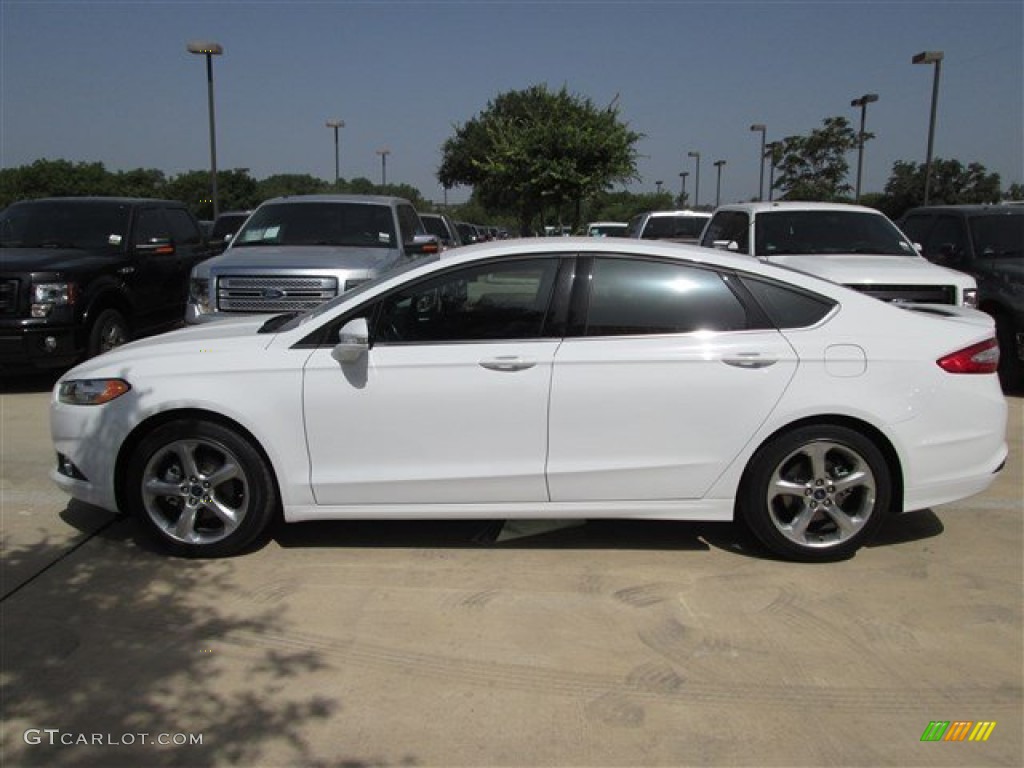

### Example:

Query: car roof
xmin=261 ymin=194 xmax=411 ymax=206
xmin=645 ymin=210 xmax=711 ymax=218
xmin=714 ymin=201 xmax=884 ymax=215
xmin=13 ymin=196 xmax=185 ymax=206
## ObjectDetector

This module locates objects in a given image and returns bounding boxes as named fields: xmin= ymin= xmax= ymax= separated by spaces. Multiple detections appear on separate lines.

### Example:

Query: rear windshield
xmin=641 ymin=215 xmax=710 ymax=240
xmin=755 ymin=210 xmax=915 ymax=257
xmin=0 ymin=201 xmax=131 ymax=250
xmin=233 ymin=202 xmax=397 ymax=248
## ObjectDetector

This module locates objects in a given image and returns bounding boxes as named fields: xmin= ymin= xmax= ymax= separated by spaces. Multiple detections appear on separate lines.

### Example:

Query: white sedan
xmin=50 ymin=238 xmax=1008 ymax=561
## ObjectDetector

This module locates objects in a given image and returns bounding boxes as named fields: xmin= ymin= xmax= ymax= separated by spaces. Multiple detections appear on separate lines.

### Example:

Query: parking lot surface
xmin=1 ymin=374 xmax=1021 ymax=767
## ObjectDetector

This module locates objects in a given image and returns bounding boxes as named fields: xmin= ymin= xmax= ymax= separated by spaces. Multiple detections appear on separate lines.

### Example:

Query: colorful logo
xmin=921 ymin=721 xmax=996 ymax=742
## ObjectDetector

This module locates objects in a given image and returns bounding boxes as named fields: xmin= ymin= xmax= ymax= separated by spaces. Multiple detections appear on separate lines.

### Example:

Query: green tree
xmin=773 ymin=116 xmax=863 ymax=201
xmin=879 ymin=159 xmax=1002 ymax=218
xmin=1006 ymin=182 xmax=1024 ymax=201
xmin=256 ymin=173 xmax=331 ymax=201
xmin=0 ymin=158 xmax=117 ymax=205
xmin=438 ymin=84 xmax=642 ymax=235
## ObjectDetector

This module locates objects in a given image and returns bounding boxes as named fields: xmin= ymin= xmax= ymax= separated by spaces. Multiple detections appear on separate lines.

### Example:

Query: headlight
xmin=31 ymin=282 xmax=77 ymax=318
xmin=963 ymin=288 xmax=978 ymax=308
xmin=58 ymin=379 xmax=131 ymax=405
xmin=189 ymin=277 xmax=211 ymax=312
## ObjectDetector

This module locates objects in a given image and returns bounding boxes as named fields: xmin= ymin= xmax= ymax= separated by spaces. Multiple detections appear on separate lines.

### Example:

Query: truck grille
xmin=216 ymin=276 xmax=339 ymax=313
xmin=844 ymin=284 xmax=956 ymax=305
xmin=0 ymin=279 xmax=19 ymax=316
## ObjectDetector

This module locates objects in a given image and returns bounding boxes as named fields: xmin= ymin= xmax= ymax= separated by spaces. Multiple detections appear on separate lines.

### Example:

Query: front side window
xmin=164 ymin=208 xmax=201 ymax=245
xmin=755 ymin=211 xmax=915 ymax=257
xmin=585 ymin=257 xmax=748 ymax=336
xmin=923 ymin=215 xmax=968 ymax=263
xmin=969 ymin=213 xmax=1024 ymax=258
xmin=396 ymin=205 xmax=424 ymax=244
xmin=373 ymin=258 xmax=559 ymax=343
xmin=134 ymin=209 xmax=170 ymax=246
xmin=234 ymin=202 xmax=397 ymax=248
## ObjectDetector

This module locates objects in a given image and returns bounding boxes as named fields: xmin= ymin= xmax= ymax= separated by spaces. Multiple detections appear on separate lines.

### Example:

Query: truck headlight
xmin=31 ymin=282 xmax=77 ymax=317
xmin=189 ymin=277 xmax=212 ymax=313
xmin=962 ymin=288 xmax=978 ymax=308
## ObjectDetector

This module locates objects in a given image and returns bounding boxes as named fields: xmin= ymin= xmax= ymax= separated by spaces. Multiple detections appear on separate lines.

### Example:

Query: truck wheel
xmin=88 ymin=309 xmax=129 ymax=357
xmin=125 ymin=419 xmax=277 ymax=558
xmin=740 ymin=425 xmax=893 ymax=562
xmin=995 ymin=314 xmax=1024 ymax=392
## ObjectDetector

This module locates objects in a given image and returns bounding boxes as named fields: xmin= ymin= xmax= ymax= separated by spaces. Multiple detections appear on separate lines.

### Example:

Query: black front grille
xmin=0 ymin=279 xmax=19 ymax=316
xmin=845 ymin=284 xmax=956 ymax=305
xmin=216 ymin=275 xmax=339 ymax=313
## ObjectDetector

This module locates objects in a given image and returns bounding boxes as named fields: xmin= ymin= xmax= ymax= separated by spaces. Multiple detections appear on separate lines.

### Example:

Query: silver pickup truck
xmin=186 ymin=194 xmax=438 ymax=323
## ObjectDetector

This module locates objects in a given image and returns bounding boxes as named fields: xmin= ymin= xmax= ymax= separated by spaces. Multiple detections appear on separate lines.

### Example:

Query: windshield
xmin=274 ymin=254 xmax=440 ymax=333
xmin=0 ymin=201 xmax=131 ymax=249
xmin=969 ymin=213 xmax=1024 ymax=258
xmin=755 ymin=210 xmax=915 ymax=257
xmin=588 ymin=223 xmax=628 ymax=237
xmin=233 ymin=202 xmax=398 ymax=249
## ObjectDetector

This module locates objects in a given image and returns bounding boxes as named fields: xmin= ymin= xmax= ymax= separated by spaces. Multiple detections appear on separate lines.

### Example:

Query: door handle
xmin=479 ymin=356 xmax=536 ymax=372
xmin=723 ymin=353 xmax=777 ymax=369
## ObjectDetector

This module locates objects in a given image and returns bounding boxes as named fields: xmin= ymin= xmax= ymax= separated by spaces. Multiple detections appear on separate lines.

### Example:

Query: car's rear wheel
xmin=995 ymin=313 xmax=1024 ymax=391
xmin=88 ymin=308 xmax=129 ymax=357
xmin=125 ymin=419 xmax=277 ymax=558
xmin=740 ymin=425 xmax=892 ymax=561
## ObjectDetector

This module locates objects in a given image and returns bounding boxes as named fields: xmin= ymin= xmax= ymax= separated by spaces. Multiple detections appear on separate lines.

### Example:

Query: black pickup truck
xmin=0 ymin=197 xmax=212 ymax=374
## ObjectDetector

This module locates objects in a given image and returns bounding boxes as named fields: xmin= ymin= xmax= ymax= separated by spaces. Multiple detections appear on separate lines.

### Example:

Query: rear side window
xmin=585 ymin=257 xmax=749 ymax=336
xmin=742 ymin=276 xmax=836 ymax=328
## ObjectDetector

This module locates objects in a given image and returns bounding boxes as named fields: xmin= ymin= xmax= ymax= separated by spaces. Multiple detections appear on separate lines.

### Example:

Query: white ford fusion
xmin=50 ymin=238 xmax=1008 ymax=561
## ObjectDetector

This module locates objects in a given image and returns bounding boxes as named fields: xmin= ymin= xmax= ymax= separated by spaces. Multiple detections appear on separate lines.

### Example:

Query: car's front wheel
xmin=125 ymin=419 xmax=277 ymax=557
xmin=740 ymin=425 xmax=893 ymax=562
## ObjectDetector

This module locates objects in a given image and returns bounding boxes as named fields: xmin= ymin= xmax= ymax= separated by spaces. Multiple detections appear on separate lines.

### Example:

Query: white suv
xmin=700 ymin=202 xmax=977 ymax=306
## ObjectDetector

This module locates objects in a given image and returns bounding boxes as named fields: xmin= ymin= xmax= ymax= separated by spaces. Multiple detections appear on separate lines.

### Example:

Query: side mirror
xmin=331 ymin=317 xmax=370 ymax=363
xmin=406 ymin=233 xmax=441 ymax=256
xmin=712 ymin=239 xmax=740 ymax=252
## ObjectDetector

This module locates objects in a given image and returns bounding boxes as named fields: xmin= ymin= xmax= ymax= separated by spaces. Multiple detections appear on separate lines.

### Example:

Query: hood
xmin=198 ymin=244 xmax=401 ymax=273
xmin=765 ymin=253 xmax=971 ymax=285
xmin=63 ymin=316 xmax=273 ymax=378
xmin=0 ymin=247 xmax=118 ymax=273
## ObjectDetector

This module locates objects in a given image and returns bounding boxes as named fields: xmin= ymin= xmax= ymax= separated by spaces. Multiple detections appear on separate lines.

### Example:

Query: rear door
xmin=547 ymin=255 xmax=797 ymax=501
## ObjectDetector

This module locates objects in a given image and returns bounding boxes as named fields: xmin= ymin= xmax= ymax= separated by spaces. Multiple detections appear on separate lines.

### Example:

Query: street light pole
xmin=687 ymin=151 xmax=701 ymax=209
xmin=850 ymin=94 xmax=879 ymax=202
xmin=913 ymin=50 xmax=944 ymax=205
xmin=679 ymin=171 xmax=689 ymax=207
xmin=750 ymin=124 xmax=766 ymax=201
xmin=713 ymin=160 xmax=727 ymax=207
xmin=376 ymin=148 xmax=391 ymax=187
xmin=655 ymin=180 xmax=663 ymax=195
xmin=187 ymin=40 xmax=223 ymax=220
xmin=325 ymin=119 xmax=345 ymax=187
xmin=765 ymin=142 xmax=780 ymax=201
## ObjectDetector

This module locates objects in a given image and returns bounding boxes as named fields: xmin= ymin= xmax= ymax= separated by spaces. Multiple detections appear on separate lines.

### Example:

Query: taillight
xmin=937 ymin=338 xmax=1000 ymax=374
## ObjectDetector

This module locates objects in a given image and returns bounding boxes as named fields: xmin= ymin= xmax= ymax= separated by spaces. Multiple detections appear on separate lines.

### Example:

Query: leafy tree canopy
xmin=438 ymin=84 xmax=642 ymax=234
xmin=878 ymin=158 xmax=1002 ymax=218
xmin=773 ymin=116 xmax=863 ymax=201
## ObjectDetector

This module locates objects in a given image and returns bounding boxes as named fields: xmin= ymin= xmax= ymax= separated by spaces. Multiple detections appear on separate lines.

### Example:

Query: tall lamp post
xmin=850 ymin=93 xmax=878 ymax=202
xmin=765 ymin=142 xmax=780 ymax=201
xmin=325 ymin=119 xmax=345 ymax=187
xmin=750 ymin=123 xmax=766 ymax=201
xmin=376 ymin=148 xmax=391 ymax=186
xmin=913 ymin=50 xmax=944 ymax=205
xmin=655 ymin=180 xmax=663 ymax=195
xmin=687 ymin=151 xmax=701 ymax=209
xmin=678 ymin=171 xmax=689 ymax=207
xmin=187 ymin=40 xmax=224 ymax=220
xmin=713 ymin=160 xmax=727 ymax=207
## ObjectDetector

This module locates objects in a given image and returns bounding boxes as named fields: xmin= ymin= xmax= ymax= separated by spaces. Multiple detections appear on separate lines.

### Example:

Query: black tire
xmin=87 ymin=308 xmax=130 ymax=358
xmin=125 ymin=419 xmax=277 ymax=558
xmin=995 ymin=314 xmax=1024 ymax=392
xmin=739 ymin=425 xmax=893 ymax=562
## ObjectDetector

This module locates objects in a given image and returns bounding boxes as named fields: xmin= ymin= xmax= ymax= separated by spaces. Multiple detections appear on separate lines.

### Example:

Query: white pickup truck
xmin=699 ymin=201 xmax=977 ymax=307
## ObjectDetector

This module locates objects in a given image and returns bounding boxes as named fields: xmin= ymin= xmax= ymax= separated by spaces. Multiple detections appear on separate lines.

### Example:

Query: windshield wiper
xmin=258 ymin=311 xmax=300 ymax=334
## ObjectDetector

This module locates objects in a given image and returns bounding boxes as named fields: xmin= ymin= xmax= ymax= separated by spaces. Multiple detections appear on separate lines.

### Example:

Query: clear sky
xmin=1 ymin=0 xmax=1021 ymax=207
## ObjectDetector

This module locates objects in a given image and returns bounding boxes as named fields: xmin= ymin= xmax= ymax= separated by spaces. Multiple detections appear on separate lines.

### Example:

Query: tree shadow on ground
xmin=1 ymin=502 xmax=414 ymax=768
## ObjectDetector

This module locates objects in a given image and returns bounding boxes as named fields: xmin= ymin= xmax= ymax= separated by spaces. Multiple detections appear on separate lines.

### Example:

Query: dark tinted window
xmin=969 ymin=212 xmax=1024 ymax=258
xmin=755 ymin=210 xmax=914 ymax=257
xmin=421 ymin=215 xmax=451 ymax=241
xmin=742 ymin=277 xmax=836 ymax=328
xmin=165 ymin=208 xmax=201 ymax=245
xmin=374 ymin=258 xmax=559 ymax=343
xmin=700 ymin=210 xmax=750 ymax=251
xmin=210 ymin=212 xmax=249 ymax=240
xmin=586 ymin=257 xmax=748 ymax=336
xmin=234 ymin=202 xmax=397 ymax=248
xmin=134 ymin=209 xmax=170 ymax=245
xmin=640 ymin=214 xmax=710 ymax=240
xmin=898 ymin=213 xmax=932 ymax=245
xmin=923 ymin=215 xmax=968 ymax=263
xmin=0 ymin=201 xmax=131 ymax=249
xmin=396 ymin=205 xmax=424 ymax=243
